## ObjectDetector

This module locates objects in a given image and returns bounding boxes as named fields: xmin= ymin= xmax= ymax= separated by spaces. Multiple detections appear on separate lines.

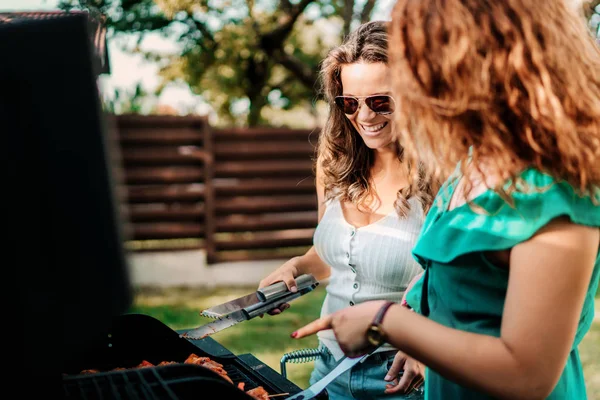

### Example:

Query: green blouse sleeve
xmin=412 ymin=168 xmax=600 ymax=264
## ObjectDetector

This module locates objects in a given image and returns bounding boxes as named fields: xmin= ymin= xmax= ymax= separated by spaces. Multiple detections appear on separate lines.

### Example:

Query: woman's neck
xmin=371 ymin=146 xmax=407 ymax=183
xmin=373 ymin=145 xmax=400 ymax=169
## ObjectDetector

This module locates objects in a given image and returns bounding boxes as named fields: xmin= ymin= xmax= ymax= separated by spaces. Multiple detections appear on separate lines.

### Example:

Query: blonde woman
xmin=259 ymin=21 xmax=437 ymax=399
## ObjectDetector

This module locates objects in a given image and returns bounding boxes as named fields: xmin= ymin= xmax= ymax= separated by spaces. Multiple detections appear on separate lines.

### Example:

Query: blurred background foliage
xmin=61 ymin=0 xmax=599 ymax=127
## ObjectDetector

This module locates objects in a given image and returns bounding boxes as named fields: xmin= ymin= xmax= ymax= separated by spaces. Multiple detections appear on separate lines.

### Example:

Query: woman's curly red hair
xmin=389 ymin=0 xmax=600 ymax=200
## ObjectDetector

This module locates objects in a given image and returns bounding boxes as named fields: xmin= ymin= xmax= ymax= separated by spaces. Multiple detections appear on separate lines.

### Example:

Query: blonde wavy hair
xmin=389 ymin=0 xmax=600 ymax=201
xmin=317 ymin=20 xmax=438 ymax=217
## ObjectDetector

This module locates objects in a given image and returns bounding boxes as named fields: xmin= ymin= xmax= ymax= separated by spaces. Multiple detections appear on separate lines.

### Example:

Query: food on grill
xmin=136 ymin=360 xmax=155 ymax=368
xmin=73 ymin=352 xmax=272 ymax=399
xmin=80 ymin=369 xmax=100 ymax=374
xmin=246 ymin=386 xmax=270 ymax=400
xmin=184 ymin=353 xmax=233 ymax=384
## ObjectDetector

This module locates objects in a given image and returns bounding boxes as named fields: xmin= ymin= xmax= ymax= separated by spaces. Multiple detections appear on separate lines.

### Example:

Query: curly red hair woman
xmin=292 ymin=1 xmax=600 ymax=399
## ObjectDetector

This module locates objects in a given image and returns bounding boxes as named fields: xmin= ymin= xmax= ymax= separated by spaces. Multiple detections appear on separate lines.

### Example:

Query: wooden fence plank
xmin=128 ymin=204 xmax=205 ymax=221
xmin=215 ymin=127 xmax=316 ymax=141
xmin=216 ymin=211 xmax=317 ymax=232
xmin=118 ymin=128 xmax=205 ymax=145
xmin=121 ymin=146 xmax=209 ymax=165
xmin=215 ymin=195 xmax=316 ymax=214
xmin=117 ymin=114 xmax=208 ymax=126
xmin=215 ymin=160 xmax=313 ymax=178
xmin=124 ymin=166 xmax=204 ymax=184
xmin=126 ymin=184 xmax=204 ymax=203
xmin=214 ymin=179 xmax=314 ymax=196
xmin=214 ymin=142 xmax=314 ymax=159
xmin=202 ymin=118 xmax=217 ymax=264
xmin=132 ymin=223 xmax=205 ymax=239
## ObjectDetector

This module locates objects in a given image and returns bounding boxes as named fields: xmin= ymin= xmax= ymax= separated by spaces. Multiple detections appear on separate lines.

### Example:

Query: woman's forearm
xmin=382 ymin=306 xmax=551 ymax=399
xmin=295 ymin=246 xmax=331 ymax=281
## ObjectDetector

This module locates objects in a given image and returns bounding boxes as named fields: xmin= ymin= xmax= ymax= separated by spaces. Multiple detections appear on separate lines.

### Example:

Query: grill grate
xmin=63 ymin=365 xmax=253 ymax=400
xmin=65 ymin=368 xmax=183 ymax=400
xmin=223 ymin=364 xmax=260 ymax=390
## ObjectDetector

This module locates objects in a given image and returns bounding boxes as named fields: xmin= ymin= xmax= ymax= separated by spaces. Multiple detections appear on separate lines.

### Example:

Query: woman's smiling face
xmin=339 ymin=62 xmax=395 ymax=150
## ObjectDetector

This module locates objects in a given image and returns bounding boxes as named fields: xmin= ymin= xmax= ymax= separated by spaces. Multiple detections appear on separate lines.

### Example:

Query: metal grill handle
xmin=280 ymin=347 xmax=323 ymax=378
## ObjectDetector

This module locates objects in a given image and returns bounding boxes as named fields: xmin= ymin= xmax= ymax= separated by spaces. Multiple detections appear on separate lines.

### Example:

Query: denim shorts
xmin=309 ymin=345 xmax=425 ymax=400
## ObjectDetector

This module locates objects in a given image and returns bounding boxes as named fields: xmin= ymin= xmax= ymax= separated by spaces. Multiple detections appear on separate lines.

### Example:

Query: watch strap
xmin=372 ymin=301 xmax=395 ymax=326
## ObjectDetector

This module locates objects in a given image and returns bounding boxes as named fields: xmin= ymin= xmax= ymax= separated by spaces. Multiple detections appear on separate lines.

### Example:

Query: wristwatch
xmin=366 ymin=301 xmax=395 ymax=346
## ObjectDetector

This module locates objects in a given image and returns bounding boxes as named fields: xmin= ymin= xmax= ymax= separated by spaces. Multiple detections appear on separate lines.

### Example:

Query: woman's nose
xmin=356 ymin=100 xmax=376 ymax=119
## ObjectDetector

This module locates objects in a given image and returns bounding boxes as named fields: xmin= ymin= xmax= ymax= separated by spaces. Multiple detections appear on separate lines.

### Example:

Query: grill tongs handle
xmin=246 ymin=274 xmax=318 ymax=318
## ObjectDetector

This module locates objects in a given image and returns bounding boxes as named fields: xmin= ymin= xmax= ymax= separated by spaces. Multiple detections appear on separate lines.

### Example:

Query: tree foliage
xmin=59 ymin=0 xmax=384 ymax=126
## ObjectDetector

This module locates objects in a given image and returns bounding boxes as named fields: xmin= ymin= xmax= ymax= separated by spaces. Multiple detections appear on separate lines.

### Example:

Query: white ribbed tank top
xmin=313 ymin=196 xmax=425 ymax=360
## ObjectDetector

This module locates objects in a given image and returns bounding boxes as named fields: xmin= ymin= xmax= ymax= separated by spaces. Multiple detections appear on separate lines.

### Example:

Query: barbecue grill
xmin=62 ymin=313 xmax=329 ymax=399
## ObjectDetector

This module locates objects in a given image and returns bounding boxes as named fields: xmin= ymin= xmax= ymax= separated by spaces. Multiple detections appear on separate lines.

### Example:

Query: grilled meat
xmin=246 ymin=386 xmax=270 ymax=400
xmin=79 ymin=369 xmax=100 ymax=374
xmin=184 ymin=353 xmax=233 ymax=384
xmin=136 ymin=360 xmax=154 ymax=368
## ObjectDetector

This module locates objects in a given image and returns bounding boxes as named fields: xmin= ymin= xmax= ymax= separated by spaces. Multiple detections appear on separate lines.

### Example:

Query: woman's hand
xmin=384 ymin=351 xmax=425 ymax=394
xmin=292 ymin=300 xmax=390 ymax=357
xmin=258 ymin=256 xmax=301 ymax=316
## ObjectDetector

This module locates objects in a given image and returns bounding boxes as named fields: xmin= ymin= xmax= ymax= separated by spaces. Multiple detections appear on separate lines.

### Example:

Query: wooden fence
xmin=113 ymin=114 xmax=319 ymax=264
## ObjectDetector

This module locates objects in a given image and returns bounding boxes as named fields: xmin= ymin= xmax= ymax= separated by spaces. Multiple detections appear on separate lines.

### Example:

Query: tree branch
xmin=272 ymin=49 xmax=319 ymax=93
xmin=190 ymin=15 xmax=215 ymax=45
xmin=261 ymin=0 xmax=315 ymax=48
xmin=359 ymin=0 xmax=376 ymax=23
xmin=343 ymin=0 xmax=353 ymax=37
xmin=280 ymin=0 xmax=293 ymax=14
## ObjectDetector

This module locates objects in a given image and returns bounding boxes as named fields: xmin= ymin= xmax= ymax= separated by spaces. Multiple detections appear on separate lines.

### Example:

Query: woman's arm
xmin=382 ymin=218 xmax=597 ymax=398
xmin=294 ymin=217 xmax=598 ymax=399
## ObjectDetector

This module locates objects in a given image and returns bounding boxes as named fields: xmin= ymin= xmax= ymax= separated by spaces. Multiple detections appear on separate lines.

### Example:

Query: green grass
xmin=581 ymin=320 xmax=600 ymax=399
xmin=129 ymin=286 xmax=600 ymax=396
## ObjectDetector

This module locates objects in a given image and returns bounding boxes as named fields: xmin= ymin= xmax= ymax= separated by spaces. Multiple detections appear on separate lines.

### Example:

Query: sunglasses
xmin=334 ymin=95 xmax=395 ymax=115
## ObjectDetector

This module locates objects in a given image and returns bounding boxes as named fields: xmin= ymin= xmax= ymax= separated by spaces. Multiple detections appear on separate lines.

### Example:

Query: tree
xmin=59 ymin=0 xmax=387 ymax=126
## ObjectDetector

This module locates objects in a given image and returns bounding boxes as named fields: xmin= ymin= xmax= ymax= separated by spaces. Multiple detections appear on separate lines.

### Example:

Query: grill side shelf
xmin=236 ymin=354 xmax=330 ymax=400
xmin=177 ymin=331 xmax=234 ymax=358
xmin=238 ymin=354 xmax=302 ymax=395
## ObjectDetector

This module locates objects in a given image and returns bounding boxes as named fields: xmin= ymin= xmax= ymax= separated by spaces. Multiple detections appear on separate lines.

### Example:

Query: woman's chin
xmin=362 ymin=135 xmax=394 ymax=150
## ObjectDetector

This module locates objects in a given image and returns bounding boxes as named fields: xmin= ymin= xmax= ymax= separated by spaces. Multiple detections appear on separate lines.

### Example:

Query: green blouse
xmin=405 ymin=168 xmax=600 ymax=399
